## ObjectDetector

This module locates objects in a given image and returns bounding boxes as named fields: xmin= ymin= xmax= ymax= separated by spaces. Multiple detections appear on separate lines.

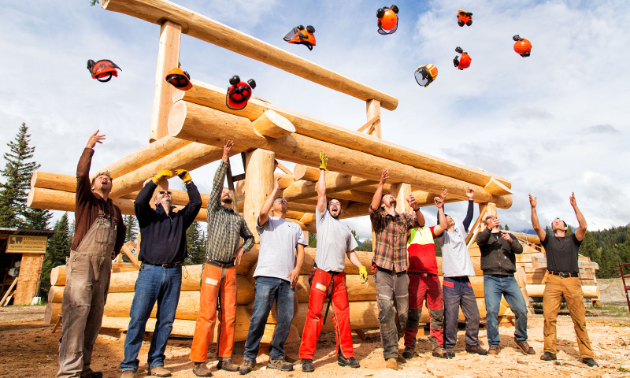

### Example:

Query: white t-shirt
xmin=254 ymin=216 xmax=307 ymax=281
xmin=315 ymin=208 xmax=358 ymax=272
xmin=437 ymin=222 xmax=476 ymax=277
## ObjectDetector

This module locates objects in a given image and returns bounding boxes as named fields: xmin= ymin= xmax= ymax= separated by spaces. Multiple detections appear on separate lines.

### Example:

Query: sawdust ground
xmin=1 ymin=307 xmax=629 ymax=378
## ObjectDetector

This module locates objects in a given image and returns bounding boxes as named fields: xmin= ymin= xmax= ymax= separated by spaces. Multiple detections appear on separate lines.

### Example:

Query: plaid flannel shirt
xmin=370 ymin=206 xmax=418 ymax=273
xmin=205 ymin=160 xmax=254 ymax=262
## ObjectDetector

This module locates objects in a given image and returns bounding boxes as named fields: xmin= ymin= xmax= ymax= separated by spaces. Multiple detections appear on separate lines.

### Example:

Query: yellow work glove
xmin=152 ymin=169 xmax=173 ymax=184
xmin=175 ymin=169 xmax=192 ymax=183
xmin=319 ymin=152 xmax=328 ymax=171
xmin=359 ymin=266 xmax=368 ymax=284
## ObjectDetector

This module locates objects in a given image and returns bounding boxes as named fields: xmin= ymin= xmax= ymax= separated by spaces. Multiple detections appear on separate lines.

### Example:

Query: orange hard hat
xmin=87 ymin=59 xmax=121 ymax=82
xmin=283 ymin=25 xmax=316 ymax=50
xmin=513 ymin=35 xmax=532 ymax=57
xmin=457 ymin=10 xmax=473 ymax=27
xmin=166 ymin=67 xmax=193 ymax=91
xmin=453 ymin=47 xmax=472 ymax=70
xmin=377 ymin=5 xmax=399 ymax=34
xmin=414 ymin=64 xmax=438 ymax=87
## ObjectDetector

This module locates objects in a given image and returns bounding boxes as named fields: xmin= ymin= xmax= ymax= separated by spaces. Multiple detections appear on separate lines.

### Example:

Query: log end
xmin=253 ymin=110 xmax=295 ymax=139
xmin=293 ymin=165 xmax=320 ymax=182
xmin=168 ymin=101 xmax=188 ymax=138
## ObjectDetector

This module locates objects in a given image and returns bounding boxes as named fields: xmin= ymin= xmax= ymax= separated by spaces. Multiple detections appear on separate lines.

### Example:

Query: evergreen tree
xmin=124 ymin=215 xmax=138 ymax=243
xmin=40 ymin=213 xmax=72 ymax=297
xmin=0 ymin=123 xmax=52 ymax=229
xmin=579 ymin=231 xmax=600 ymax=262
xmin=358 ymin=238 xmax=373 ymax=252
xmin=623 ymin=228 xmax=630 ymax=265
xmin=308 ymin=232 xmax=317 ymax=248
xmin=434 ymin=240 xmax=442 ymax=257
xmin=566 ymin=225 xmax=574 ymax=236
xmin=545 ymin=226 xmax=552 ymax=236
xmin=185 ymin=221 xmax=206 ymax=265
xmin=504 ymin=224 xmax=510 ymax=231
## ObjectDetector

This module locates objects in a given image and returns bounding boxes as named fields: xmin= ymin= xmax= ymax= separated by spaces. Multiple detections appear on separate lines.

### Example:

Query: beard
xmin=222 ymin=198 xmax=233 ymax=204
xmin=390 ymin=200 xmax=397 ymax=208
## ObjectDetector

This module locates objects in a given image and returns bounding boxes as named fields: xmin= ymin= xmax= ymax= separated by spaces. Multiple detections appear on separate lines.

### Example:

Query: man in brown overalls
xmin=58 ymin=130 xmax=126 ymax=378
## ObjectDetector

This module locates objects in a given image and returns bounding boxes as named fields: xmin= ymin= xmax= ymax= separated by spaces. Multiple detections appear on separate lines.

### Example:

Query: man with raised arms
xmin=370 ymin=169 xmax=424 ymax=370
xmin=298 ymin=153 xmax=368 ymax=373
xmin=239 ymin=176 xmax=307 ymax=374
xmin=529 ymin=193 xmax=597 ymax=367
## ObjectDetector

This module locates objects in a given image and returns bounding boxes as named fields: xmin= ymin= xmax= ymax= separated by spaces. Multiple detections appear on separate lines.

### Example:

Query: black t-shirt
xmin=541 ymin=233 xmax=581 ymax=274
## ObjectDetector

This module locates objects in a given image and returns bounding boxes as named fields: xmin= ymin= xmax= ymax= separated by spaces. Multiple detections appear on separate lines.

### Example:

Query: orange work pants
xmin=190 ymin=264 xmax=237 ymax=362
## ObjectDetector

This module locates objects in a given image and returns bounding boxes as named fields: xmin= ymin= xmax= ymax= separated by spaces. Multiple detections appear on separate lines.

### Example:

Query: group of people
xmin=57 ymin=131 xmax=599 ymax=378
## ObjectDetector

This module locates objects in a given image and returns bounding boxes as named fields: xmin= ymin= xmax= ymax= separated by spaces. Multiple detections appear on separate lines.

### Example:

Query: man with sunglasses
xmin=190 ymin=140 xmax=255 ymax=376
xmin=529 ymin=193 xmax=597 ymax=367
xmin=299 ymin=153 xmax=368 ymax=373
xmin=476 ymin=213 xmax=532 ymax=356
xmin=58 ymin=130 xmax=127 ymax=378
xmin=370 ymin=168 xmax=423 ymax=370
xmin=120 ymin=167 xmax=201 ymax=377
xmin=239 ymin=176 xmax=307 ymax=374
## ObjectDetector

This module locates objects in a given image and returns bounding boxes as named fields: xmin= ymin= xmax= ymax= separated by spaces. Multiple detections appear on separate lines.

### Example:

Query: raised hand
xmin=570 ymin=192 xmax=577 ymax=208
xmin=407 ymin=194 xmax=418 ymax=210
xmin=488 ymin=217 xmax=501 ymax=229
xmin=529 ymin=194 xmax=537 ymax=208
xmin=152 ymin=169 xmax=174 ymax=184
xmin=319 ymin=152 xmax=328 ymax=171
xmin=175 ymin=169 xmax=192 ymax=183
xmin=434 ymin=197 xmax=443 ymax=208
xmin=222 ymin=139 xmax=234 ymax=161
xmin=440 ymin=188 xmax=448 ymax=201
xmin=273 ymin=175 xmax=281 ymax=191
xmin=466 ymin=187 xmax=474 ymax=200
xmin=86 ymin=130 xmax=106 ymax=149
xmin=380 ymin=168 xmax=390 ymax=184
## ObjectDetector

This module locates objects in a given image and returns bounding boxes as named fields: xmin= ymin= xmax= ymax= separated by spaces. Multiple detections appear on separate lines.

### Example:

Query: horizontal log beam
xmin=169 ymin=101 xmax=513 ymax=208
xmin=102 ymin=0 xmax=398 ymax=110
xmin=174 ymin=81 xmax=510 ymax=188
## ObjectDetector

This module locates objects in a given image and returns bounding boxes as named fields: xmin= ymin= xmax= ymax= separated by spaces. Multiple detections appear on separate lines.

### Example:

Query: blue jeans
xmin=244 ymin=277 xmax=295 ymax=361
xmin=120 ymin=264 xmax=182 ymax=372
xmin=483 ymin=275 xmax=528 ymax=347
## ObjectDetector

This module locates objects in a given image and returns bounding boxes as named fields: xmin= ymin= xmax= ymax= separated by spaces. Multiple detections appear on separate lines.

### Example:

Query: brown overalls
xmin=58 ymin=210 xmax=118 ymax=378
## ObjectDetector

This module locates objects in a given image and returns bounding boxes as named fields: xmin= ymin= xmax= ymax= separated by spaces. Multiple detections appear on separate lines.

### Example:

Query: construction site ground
xmin=1 ymin=305 xmax=629 ymax=378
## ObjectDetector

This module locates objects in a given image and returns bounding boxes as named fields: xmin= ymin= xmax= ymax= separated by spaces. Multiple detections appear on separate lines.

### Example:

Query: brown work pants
xmin=58 ymin=217 xmax=116 ymax=377
xmin=190 ymin=264 xmax=238 ymax=362
xmin=543 ymin=275 xmax=594 ymax=358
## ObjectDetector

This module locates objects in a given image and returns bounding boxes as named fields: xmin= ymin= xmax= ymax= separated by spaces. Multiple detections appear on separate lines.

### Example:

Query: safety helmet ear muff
xmin=455 ymin=46 xmax=463 ymax=54
xmin=297 ymin=25 xmax=305 ymax=30
xmin=390 ymin=4 xmax=399 ymax=13
xmin=458 ymin=20 xmax=465 ymax=27
xmin=513 ymin=35 xmax=523 ymax=41
xmin=229 ymin=75 xmax=240 ymax=86
xmin=466 ymin=20 xmax=473 ymax=26
xmin=246 ymin=79 xmax=256 ymax=89
xmin=453 ymin=56 xmax=460 ymax=68
xmin=306 ymin=25 xmax=315 ymax=33
xmin=376 ymin=7 xmax=386 ymax=19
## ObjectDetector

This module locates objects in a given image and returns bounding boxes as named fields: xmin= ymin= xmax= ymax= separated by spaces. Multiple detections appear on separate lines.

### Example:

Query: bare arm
xmin=286 ymin=244 xmax=305 ymax=289
xmin=370 ymin=169 xmax=389 ymax=211
xmin=346 ymin=250 xmax=364 ymax=269
xmin=316 ymin=163 xmax=327 ymax=214
xmin=433 ymin=197 xmax=447 ymax=235
xmin=406 ymin=194 xmax=425 ymax=227
xmin=570 ymin=192 xmax=587 ymax=241
xmin=529 ymin=194 xmax=547 ymax=242
xmin=259 ymin=176 xmax=281 ymax=226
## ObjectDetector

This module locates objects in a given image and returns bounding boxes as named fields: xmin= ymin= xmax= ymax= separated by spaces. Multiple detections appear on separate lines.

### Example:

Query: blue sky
xmin=1 ymin=0 xmax=629 ymax=238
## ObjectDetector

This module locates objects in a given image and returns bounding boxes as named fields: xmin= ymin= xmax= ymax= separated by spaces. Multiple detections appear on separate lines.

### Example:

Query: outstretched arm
xmin=433 ymin=197 xmax=447 ymax=235
xmin=370 ymin=169 xmax=389 ymax=211
xmin=76 ymin=131 xmax=104 ymax=205
xmin=462 ymin=188 xmax=475 ymax=232
xmin=208 ymin=140 xmax=233 ymax=216
xmin=529 ymin=194 xmax=547 ymax=242
xmin=407 ymin=194 xmax=425 ymax=227
xmin=570 ymin=192 xmax=587 ymax=241
xmin=316 ymin=153 xmax=328 ymax=214
xmin=259 ymin=176 xmax=281 ymax=226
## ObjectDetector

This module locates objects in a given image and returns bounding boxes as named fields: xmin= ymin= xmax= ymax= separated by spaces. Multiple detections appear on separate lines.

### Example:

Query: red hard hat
xmin=226 ymin=75 xmax=256 ymax=110
xmin=87 ymin=59 xmax=121 ymax=82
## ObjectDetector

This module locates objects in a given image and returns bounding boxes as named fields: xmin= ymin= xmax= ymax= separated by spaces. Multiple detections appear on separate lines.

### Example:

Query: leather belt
xmin=206 ymin=258 xmax=235 ymax=269
xmin=144 ymin=262 xmax=181 ymax=268
xmin=375 ymin=266 xmax=407 ymax=276
xmin=549 ymin=271 xmax=579 ymax=278
xmin=409 ymin=271 xmax=437 ymax=277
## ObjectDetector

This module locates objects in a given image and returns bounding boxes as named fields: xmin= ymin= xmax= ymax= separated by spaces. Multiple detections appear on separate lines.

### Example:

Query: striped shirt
xmin=370 ymin=206 xmax=417 ymax=273
xmin=205 ymin=160 xmax=254 ymax=262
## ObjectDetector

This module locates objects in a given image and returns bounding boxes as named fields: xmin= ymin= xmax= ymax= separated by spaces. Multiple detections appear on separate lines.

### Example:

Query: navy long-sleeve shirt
xmin=134 ymin=180 xmax=202 ymax=265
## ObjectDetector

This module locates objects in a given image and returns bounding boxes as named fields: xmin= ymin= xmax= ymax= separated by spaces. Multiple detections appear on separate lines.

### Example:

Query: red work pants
xmin=190 ymin=264 xmax=237 ymax=362
xmin=299 ymin=269 xmax=353 ymax=360
xmin=404 ymin=274 xmax=444 ymax=348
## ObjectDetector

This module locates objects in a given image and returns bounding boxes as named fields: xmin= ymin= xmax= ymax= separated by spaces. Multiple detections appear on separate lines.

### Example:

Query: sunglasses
xmin=159 ymin=191 xmax=172 ymax=195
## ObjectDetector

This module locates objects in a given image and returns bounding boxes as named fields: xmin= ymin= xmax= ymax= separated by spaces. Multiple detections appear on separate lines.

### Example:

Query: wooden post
xmin=243 ymin=149 xmax=275 ymax=244
xmin=366 ymin=99 xmax=382 ymax=139
xmin=391 ymin=183 xmax=411 ymax=214
xmin=150 ymin=21 xmax=182 ymax=142
xmin=0 ymin=278 xmax=18 ymax=306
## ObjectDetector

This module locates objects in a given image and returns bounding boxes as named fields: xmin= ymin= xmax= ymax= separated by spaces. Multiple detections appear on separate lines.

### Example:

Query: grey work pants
xmin=375 ymin=269 xmax=409 ymax=360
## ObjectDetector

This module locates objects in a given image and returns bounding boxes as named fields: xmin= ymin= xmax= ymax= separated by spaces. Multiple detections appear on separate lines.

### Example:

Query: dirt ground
xmin=1 ymin=306 xmax=629 ymax=378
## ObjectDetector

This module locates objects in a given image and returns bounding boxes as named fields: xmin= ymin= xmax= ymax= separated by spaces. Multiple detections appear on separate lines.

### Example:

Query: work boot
xmin=301 ymin=359 xmax=314 ymax=372
xmin=385 ymin=358 xmax=398 ymax=370
xmin=582 ymin=358 xmax=599 ymax=367
xmin=149 ymin=365 xmax=172 ymax=377
xmin=268 ymin=358 xmax=293 ymax=371
xmin=120 ymin=371 xmax=134 ymax=378
xmin=429 ymin=336 xmax=439 ymax=350
xmin=488 ymin=346 xmax=501 ymax=355
xmin=81 ymin=369 xmax=103 ymax=378
xmin=239 ymin=359 xmax=256 ymax=375
xmin=338 ymin=354 xmax=360 ymax=368
xmin=432 ymin=347 xmax=451 ymax=359
xmin=540 ymin=352 xmax=557 ymax=361
xmin=514 ymin=339 xmax=535 ymax=355
xmin=445 ymin=348 xmax=455 ymax=358
xmin=402 ymin=346 xmax=414 ymax=360
xmin=466 ymin=345 xmax=488 ymax=355
xmin=192 ymin=362 xmax=213 ymax=377
xmin=217 ymin=359 xmax=239 ymax=372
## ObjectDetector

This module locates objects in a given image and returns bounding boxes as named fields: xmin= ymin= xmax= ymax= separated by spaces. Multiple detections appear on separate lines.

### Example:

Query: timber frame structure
xmin=30 ymin=0 xmax=546 ymax=338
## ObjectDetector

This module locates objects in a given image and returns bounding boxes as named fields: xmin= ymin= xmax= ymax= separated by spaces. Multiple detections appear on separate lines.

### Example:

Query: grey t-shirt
xmin=315 ymin=208 xmax=358 ymax=272
xmin=437 ymin=222 xmax=476 ymax=277
xmin=254 ymin=216 xmax=307 ymax=281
